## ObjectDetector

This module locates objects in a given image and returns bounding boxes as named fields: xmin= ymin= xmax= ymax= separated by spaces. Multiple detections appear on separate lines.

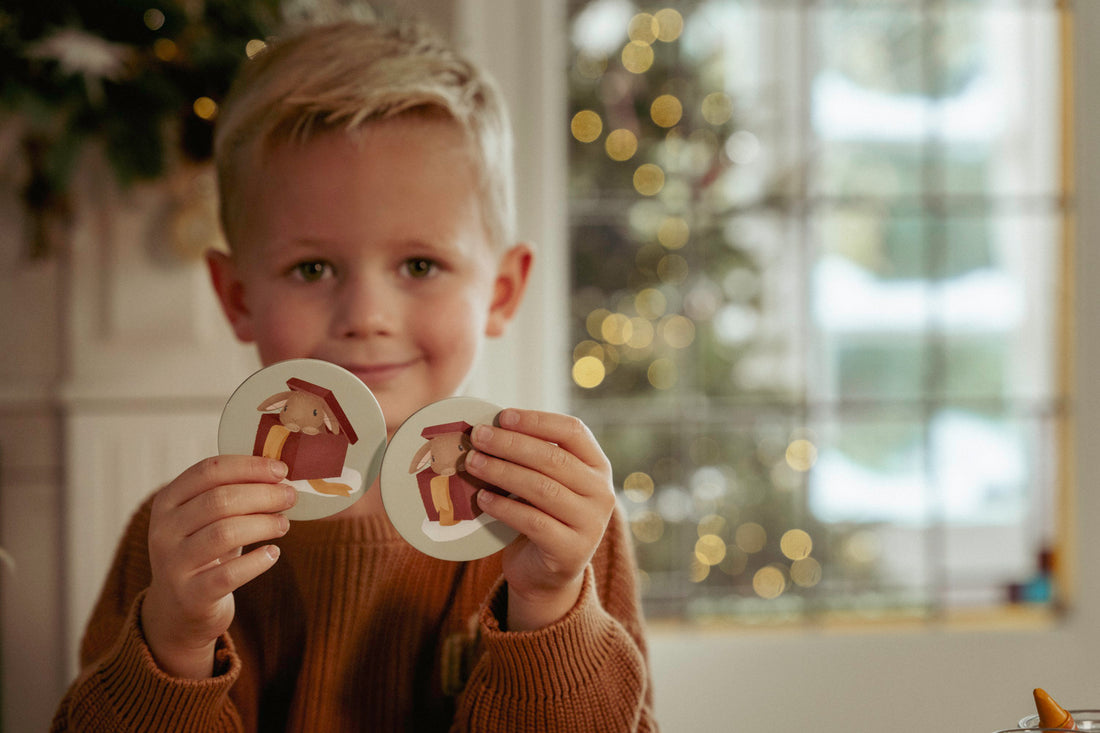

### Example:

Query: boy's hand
xmin=466 ymin=409 xmax=615 ymax=631
xmin=141 ymin=455 xmax=296 ymax=678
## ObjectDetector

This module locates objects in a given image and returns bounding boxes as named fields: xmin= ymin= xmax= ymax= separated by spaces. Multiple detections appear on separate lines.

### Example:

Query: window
xmin=567 ymin=0 xmax=1070 ymax=622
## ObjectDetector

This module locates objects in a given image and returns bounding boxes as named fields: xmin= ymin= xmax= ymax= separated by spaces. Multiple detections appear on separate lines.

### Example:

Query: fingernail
xmin=466 ymin=450 xmax=485 ymax=470
xmin=266 ymin=545 xmax=281 ymax=561
xmin=477 ymin=489 xmax=494 ymax=505
xmin=270 ymin=460 xmax=288 ymax=479
xmin=499 ymin=409 xmax=519 ymax=427
xmin=283 ymin=485 xmax=298 ymax=506
xmin=277 ymin=514 xmax=290 ymax=534
xmin=474 ymin=425 xmax=493 ymax=443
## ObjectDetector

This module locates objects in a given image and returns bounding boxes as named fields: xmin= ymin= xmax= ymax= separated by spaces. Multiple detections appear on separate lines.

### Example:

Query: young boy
xmin=51 ymin=17 xmax=655 ymax=733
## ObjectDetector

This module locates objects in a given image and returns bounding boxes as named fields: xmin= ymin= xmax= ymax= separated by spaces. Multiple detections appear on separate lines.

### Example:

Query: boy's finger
xmin=184 ymin=513 xmax=290 ymax=569
xmin=472 ymin=424 xmax=578 ymax=476
xmin=193 ymin=544 xmax=282 ymax=600
xmin=175 ymin=482 xmax=297 ymax=538
xmin=158 ymin=456 xmax=289 ymax=510
xmin=466 ymin=449 xmax=581 ymax=524
xmin=476 ymin=489 xmax=571 ymax=546
xmin=493 ymin=410 xmax=607 ymax=469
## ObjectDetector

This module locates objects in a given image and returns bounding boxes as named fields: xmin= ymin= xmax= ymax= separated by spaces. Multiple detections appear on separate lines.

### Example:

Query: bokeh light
xmin=605 ymin=128 xmax=638 ymax=161
xmin=633 ymin=163 xmax=665 ymax=195
xmin=701 ymin=92 xmax=733 ymax=125
xmin=689 ymin=556 xmax=710 ymax=583
xmin=647 ymin=358 xmax=677 ymax=389
xmin=785 ymin=439 xmax=818 ymax=472
xmin=790 ymin=557 xmax=822 ymax=588
xmin=627 ymin=13 xmax=658 ymax=44
xmin=735 ymin=522 xmax=767 ymax=553
xmin=571 ymin=110 xmax=603 ymax=143
xmin=601 ymin=312 xmax=633 ymax=345
xmin=575 ymin=50 xmax=607 ymax=80
xmin=650 ymin=94 xmax=683 ymax=128
xmin=631 ymin=510 xmax=665 ymax=543
xmin=725 ymin=129 xmax=761 ymax=165
xmin=573 ymin=355 xmax=606 ymax=388
xmin=192 ymin=97 xmax=218 ymax=120
xmin=153 ymin=38 xmax=178 ymax=61
xmin=622 ymin=41 xmax=654 ymax=74
xmin=697 ymin=513 xmax=727 ymax=537
xmin=144 ymin=9 xmax=166 ymax=31
xmin=245 ymin=39 xmax=268 ymax=59
xmin=586 ymin=308 xmax=611 ymax=339
xmin=780 ymin=529 xmax=813 ymax=560
xmin=656 ymin=253 xmax=688 ymax=283
xmin=657 ymin=216 xmax=689 ymax=249
xmin=573 ymin=340 xmax=604 ymax=361
xmin=623 ymin=471 xmax=655 ymax=502
xmin=660 ymin=314 xmax=695 ymax=348
xmin=635 ymin=288 xmax=668 ymax=319
xmin=626 ymin=317 xmax=655 ymax=348
xmin=695 ymin=534 xmax=727 ymax=566
xmin=653 ymin=9 xmax=684 ymax=42
xmin=753 ymin=565 xmax=787 ymax=599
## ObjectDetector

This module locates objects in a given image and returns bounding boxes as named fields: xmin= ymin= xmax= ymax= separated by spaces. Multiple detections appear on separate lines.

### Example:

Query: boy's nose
xmin=332 ymin=274 xmax=396 ymax=338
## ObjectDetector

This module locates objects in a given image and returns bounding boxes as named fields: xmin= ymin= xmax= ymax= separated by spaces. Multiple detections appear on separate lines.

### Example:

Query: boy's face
xmin=209 ymin=117 xmax=530 ymax=434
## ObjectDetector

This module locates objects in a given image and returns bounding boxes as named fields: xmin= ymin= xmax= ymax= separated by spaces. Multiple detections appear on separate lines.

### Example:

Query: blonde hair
xmin=214 ymin=19 xmax=515 ymax=249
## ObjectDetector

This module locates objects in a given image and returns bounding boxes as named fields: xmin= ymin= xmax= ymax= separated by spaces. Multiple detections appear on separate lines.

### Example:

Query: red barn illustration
xmin=253 ymin=378 xmax=359 ymax=484
xmin=409 ymin=421 xmax=502 ymax=526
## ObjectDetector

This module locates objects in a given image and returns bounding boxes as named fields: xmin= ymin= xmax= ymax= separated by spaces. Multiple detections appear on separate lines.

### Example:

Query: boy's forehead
xmin=228 ymin=118 xmax=496 ymax=257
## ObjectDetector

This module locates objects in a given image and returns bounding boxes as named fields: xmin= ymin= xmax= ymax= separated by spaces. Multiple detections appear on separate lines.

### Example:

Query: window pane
xmin=567 ymin=0 xmax=1068 ymax=622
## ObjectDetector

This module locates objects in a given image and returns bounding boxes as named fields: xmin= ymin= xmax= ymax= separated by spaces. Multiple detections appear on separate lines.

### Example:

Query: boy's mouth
xmin=344 ymin=359 xmax=420 ymax=385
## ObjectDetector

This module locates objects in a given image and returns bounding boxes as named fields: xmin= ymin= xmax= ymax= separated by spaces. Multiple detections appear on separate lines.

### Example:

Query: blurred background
xmin=2 ymin=1 xmax=1098 ymax=731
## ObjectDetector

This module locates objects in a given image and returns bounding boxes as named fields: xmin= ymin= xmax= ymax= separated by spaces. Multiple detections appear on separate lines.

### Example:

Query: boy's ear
xmin=485 ymin=243 xmax=534 ymax=337
xmin=206 ymin=249 xmax=256 ymax=343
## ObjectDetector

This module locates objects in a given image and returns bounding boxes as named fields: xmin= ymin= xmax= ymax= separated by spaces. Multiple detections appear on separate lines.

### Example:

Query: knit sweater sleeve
xmin=50 ymin=496 xmax=245 ymax=733
xmin=453 ymin=506 xmax=658 ymax=732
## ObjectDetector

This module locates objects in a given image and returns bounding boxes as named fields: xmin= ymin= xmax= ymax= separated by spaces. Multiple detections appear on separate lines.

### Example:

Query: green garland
xmin=0 ymin=1 xmax=282 ymax=257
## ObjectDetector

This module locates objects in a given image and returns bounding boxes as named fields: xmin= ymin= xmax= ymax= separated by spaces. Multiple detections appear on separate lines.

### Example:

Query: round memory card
xmin=380 ymin=396 xmax=519 ymax=560
xmin=218 ymin=358 xmax=387 ymax=521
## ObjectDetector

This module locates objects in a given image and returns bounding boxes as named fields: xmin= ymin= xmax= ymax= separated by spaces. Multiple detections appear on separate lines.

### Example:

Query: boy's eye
xmin=291 ymin=261 xmax=334 ymax=282
xmin=403 ymin=258 xmax=437 ymax=279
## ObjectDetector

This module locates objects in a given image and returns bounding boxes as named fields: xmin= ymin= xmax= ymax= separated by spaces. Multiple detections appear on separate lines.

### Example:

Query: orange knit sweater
xmin=51 ymin=497 xmax=656 ymax=731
